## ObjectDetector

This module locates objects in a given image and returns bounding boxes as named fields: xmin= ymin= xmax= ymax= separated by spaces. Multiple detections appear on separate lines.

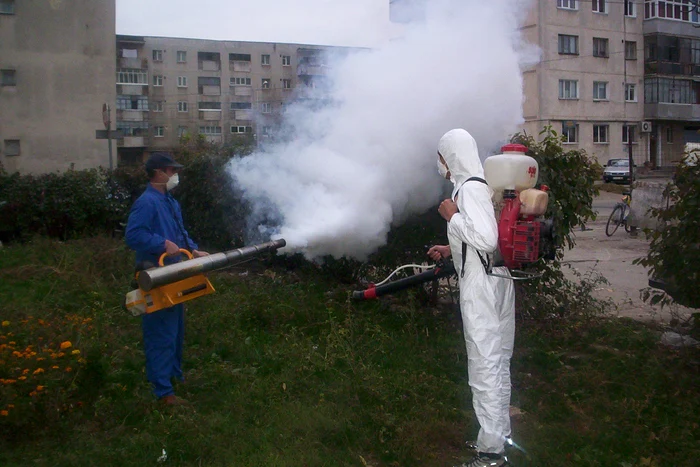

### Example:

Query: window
xmin=116 ymin=95 xmax=149 ymax=110
xmin=622 ymin=125 xmax=636 ymax=144
xmin=230 ymin=126 xmax=253 ymax=134
xmin=0 ymin=1 xmax=15 ymax=15
xmin=282 ymin=55 xmax=291 ymax=66
xmin=153 ymin=50 xmax=163 ymax=62
xmin=262 ymin=78 xmax=271 ymax=89
xmin=177 ymin=51 xmax=187 ymax=63
xmin=558 ymin=35 xmax=579 ymax=55
xmin=261 ymin=102 xmax=272 ymax=113
xmin=645 ymin=0 xmax=691 ymax=22
xmin=592 ymin=0 xmax=606 ymax=13
xmin=562 ymin=122 xmax=579 ymax=143
xmin=625 ymin=41 xmax=637 ymax=60
xmin=645 ymin=77 xmax=698 ymax=104
xmin=230 ymin=77 xmax=252 ymax=86
xmin=177 ymin=76 xmax=188 ymax=87
xmin=1 ymin=69 xmax=16 ymax=86
xmin=593 ymin=124 xmax=609 ymax=143
xmin=229 ymin=53 xmax=251 ymax=62
xmin=559 ymin=79 xmax=579 ymax=99
xmin=198 ymin=101 xmax=222 ymax=111
xmin=625 ymin=83 xmax=637 ymax=102
xmin=178 ymin=126 xmax=188 ymax=138
xmin=117 ymin=121 xmax=149 ymax=136
xmin=230 ymin=102 xmax=252 ymax=110
xmin=262 ymin=126 xmax=272 ymax=137
xmin=593 ymin=38 xmax=609 ymax=58
xmin=177 ymin=101 xmax=188 ymax=112
xmin=3 ymin=139 xmax=20 ymax=156
xmin=282 ymin=79 xmax=292 ymax=89
xmin=198 ymin=76 xmax=221 ymax=94
xmin=593 ymin=81 xmax=608 ymax=100
xmin=666 ymin=127 xmax=673 ymax=143
xmin=153 ymin=75 xmax=164 ymax=87
xmin=117 ymin=69 xmax=148 ymax=85
xmin=154 ymin=126 xmax=165 ymax=137
xmin=624 ymin=0 xmax=636 ymax=17
xmin=261 ymin=54 xmax=270 ymax=65
xmin=557 ymin=0 xmax=577 ymax=10
xmin=199 ymin=126 xmax=222 ymax=135
xmin=152 ymin=101 xmax=164 ymax=112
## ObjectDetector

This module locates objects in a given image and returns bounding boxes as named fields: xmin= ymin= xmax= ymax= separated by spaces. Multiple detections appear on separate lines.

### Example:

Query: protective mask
xmin=437 ymin=159 xmax=449 ymax=179
xmin=166 ymin=173 xmax=179 ymax=191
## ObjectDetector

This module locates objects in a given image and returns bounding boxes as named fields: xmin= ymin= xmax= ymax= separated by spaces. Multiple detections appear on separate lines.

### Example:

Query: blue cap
xmin=145 ymin=152 xmax=184 ymax=171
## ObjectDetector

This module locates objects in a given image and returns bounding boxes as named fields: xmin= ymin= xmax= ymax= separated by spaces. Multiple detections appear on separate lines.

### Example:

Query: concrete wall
xmin=0 ymin=0 xmax=116 ymax=174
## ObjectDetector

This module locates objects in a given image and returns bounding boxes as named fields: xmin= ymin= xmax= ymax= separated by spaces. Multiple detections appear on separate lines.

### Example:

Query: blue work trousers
xmin=142 ymin=304 xmax=184 ymax=398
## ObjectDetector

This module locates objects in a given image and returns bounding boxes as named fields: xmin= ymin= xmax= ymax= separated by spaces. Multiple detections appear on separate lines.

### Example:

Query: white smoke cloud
xmin=228 ymin=0 xmax=539 ymax=261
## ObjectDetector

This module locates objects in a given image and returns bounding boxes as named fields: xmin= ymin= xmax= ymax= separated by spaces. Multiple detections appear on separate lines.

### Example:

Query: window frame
xmin=625 ymin=83 xmax=637 ymax=102
xmin=624 ymin=0 xmax=636 ymax=17
xmin=562 ymin=122 xmax=579 ymax=144
xmin=0 ymin=1 xmax=16 ymax=15
xmin=0 ymin=69 xmax=16 ymax=86
xmin=558 ymin=34 xmax=579 ymax=55
xmin=282 ymin=55 xmax=291 ymax=66
xmin=3 ymin=139 xmax=20 ymax=157
xmin=282 ymin=79 xmax=292 ymax=89
xmin=593 ymin=124 xmax=610 ymax=144
xmin=261 ymin=102 xmax=272 ymax=113
xmin=593 ymin=37 xmax=610 ymax=58
xmin=153 ymin=126 xmax=165 ymax=138
xmin=177 ymin=76 xmax=188 ymax=88
xmin=622 ymin=124 xmax=637 ymax=144
xmin=592 ymin=0 xmax=607 ymax=14
xmin=593 ymin=81 xmax=609 ymax=101
xmin=153 ymin=75 xmax=164 ymax=87
xmin=177 ymin=101 xmax=188 ymax=112
xmin=152 ymin=50 xmax=164 ymax=62
xmin=176 ymin=51 xmax=187 ymax=63
xmin=557 ymin=0 xmax=577 ymax=10
xmin=559 ymin=79 xmax=579 ymax=100
xmin=261 ymin=54 xmax=271 ymax=66
xmin=625 ymin=41 xmax=637 ymax=60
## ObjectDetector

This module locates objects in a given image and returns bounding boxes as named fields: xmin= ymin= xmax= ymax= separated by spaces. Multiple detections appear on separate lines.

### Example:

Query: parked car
xmin=603 ymin=158 xmax=635 ymax=184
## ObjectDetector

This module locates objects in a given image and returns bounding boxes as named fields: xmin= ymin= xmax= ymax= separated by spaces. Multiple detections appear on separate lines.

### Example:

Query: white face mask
xmin=437 ymin=159 xmax=449 ymax=179
xmin=166 ymin=173 xmax=179 ymax=191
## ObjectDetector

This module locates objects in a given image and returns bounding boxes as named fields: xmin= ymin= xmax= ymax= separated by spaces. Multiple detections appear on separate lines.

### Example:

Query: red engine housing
xmin=498 ymin=195 xmax=541 ymax=269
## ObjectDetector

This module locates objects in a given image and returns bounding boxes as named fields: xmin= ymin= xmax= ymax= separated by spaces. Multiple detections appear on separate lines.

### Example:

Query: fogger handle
xmin=138 ymin=239 xmax=286 ymax=292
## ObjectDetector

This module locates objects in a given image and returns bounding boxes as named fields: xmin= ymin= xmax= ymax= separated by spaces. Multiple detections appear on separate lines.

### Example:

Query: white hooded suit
xmin=439 ymin=129 xmax=516 ymax=455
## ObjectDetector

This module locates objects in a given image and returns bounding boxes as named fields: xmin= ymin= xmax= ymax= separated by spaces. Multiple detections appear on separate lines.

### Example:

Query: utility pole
xmin=96 ymin=103 xmax=122 ymax=168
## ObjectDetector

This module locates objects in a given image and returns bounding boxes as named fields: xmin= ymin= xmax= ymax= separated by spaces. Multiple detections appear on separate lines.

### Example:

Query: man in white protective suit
xmin=427 ymin=129 xmax=516 ymax=467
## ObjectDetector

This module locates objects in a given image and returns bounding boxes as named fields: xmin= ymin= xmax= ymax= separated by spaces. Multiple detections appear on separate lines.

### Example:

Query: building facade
xmin=115 ymin=36 xmax=348 ymax=165
xmin=0 ymin=0 xmax=116 ymax=174
xmin=522 ymin=0 xmax=649 ymax=167
xmin=643 ymin=0 xmax=700 ymax=167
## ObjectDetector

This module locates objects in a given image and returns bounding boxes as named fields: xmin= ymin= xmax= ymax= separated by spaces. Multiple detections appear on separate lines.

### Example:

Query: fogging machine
xmin=125 ymin=239 xmax=286 ymax=316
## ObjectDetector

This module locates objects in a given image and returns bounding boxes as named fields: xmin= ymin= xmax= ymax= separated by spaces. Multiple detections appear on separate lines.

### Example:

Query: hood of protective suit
xmin=437 ymin=129 xmax=485 ymax=199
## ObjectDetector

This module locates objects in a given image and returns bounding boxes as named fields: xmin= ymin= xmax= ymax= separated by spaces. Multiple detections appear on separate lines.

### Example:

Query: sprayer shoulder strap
xmin=456 ymin=177 xmax=490 ymax=278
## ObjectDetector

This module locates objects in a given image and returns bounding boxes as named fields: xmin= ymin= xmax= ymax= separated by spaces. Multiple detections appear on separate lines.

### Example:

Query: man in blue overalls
xmin=126 ymin=152 xmax=208 ymax=405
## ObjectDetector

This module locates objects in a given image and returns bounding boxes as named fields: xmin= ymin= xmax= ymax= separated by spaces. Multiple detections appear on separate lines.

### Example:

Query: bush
xmin=636 ymin=159 xmax=700 ymax=311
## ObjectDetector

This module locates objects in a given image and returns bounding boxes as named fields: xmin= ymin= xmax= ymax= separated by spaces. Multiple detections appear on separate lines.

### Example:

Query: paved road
xmin=562 ymin=189 xmax=693 ymax=323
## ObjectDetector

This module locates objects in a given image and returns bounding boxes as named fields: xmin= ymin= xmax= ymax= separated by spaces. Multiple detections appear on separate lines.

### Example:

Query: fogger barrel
xmin=138 ymin=239 xmax=286 ymax=292
xmin=352 ymin=262 xmax=456 ymax=301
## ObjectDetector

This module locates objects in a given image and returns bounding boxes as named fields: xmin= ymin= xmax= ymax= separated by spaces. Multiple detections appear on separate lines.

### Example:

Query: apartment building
xmin=643 ymin=0 xmax=700 ymax=166
xmin=115 ymin=36 xmax=349 ymax=165
xmin=0 ymin=0 xmax=116 ymax=174
xmin=522 ymin=0 xmax=649 ymax=167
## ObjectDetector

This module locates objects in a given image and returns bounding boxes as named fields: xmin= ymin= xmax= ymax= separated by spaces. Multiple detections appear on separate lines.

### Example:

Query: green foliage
xmin=635 ymin=159 xmax=700 ymax=310
xmin=0 ymin=167 xmax=130 ymax=241
xmin=172 ymin=134 xmax=255 ymax=251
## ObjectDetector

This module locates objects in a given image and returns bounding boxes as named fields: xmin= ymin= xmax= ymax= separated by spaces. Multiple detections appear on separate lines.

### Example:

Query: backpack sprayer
xmin=125 ymin=239 xmax=286 ymax=316
xmin=352 ymin=144 xmax=555 ymax=301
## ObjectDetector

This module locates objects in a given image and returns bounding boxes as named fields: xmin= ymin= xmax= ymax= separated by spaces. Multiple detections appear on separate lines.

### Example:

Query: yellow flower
xmin=1 ymin=321 xmax=9 ymax=327
xmin=59 ymin=341 xmax=72 ymax=350
xmin=71 ymin=350 xmax=80 ymax=355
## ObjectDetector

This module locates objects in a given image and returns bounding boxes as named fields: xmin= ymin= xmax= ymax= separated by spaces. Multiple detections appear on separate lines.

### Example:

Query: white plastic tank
xmin=484 ymin=144 xmax=539 ymax=192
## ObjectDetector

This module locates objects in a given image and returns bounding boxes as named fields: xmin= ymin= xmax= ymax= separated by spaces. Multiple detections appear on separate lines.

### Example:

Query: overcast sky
xmin=116 ymin=0 xmax=394 ymax=48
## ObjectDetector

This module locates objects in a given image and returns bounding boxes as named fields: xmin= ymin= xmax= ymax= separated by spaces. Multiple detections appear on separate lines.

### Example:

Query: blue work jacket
xmin=125 ymin=185 xmax=198 ymax=266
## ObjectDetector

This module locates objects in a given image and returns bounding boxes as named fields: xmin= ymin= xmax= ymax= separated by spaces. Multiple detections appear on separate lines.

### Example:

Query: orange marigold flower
xmin=1 ymin=321 xmax=9 ymax=327
xmin=65 ymin=367 xmax=73 ymax=373
xmin=29 ymin=391 xmax=37 ymax=397
xmin=57 ymin=352 xmax=65 ymax=358
xmin=18 ymin=376 xmax=26 ymax=381
xmin=9 ymin=341 xmax=16 ymax=345
xmin=71 ymin=350 xmax=80 ymax=355
xmin=36 ymin=357 xmax=45 ymax=362
xmin=1 ymin=410 xmax=8 ymax=416
xmin=52 ymin=366 xmax=59 ymax=369
xmin=33 ymin=368 xmax=44 ymax=375
xmin=22 ymin=369 xmax=29 ymax=374
xmin=8 ymin=404 xmax=14 ymax=408
xmin=36 ymin=385 xmax=44 ymax=391
xmin=59 ymin=341 xmax=72 ymax=350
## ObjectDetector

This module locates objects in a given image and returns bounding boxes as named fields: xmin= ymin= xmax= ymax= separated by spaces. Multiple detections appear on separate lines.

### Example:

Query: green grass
xmin=1 ymin=237 xmax=699 ymax=466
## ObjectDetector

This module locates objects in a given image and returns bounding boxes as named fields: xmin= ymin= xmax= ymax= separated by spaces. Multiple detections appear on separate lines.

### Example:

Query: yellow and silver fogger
xmin=125 ymin=239 xmax=287 ymax=316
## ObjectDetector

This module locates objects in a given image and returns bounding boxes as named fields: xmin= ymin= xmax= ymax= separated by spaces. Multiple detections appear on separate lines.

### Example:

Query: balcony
xmin=118 ymin=57 xmax=148 ymax=69
xmin=118 ymin=136 xmax=147 ymax=148
xmin=645 ymin=61 xmax=700 ymax=77
xmin=230 ymin=61 xmax=252 ymax=73
xmin=645 ymin=102 xmax=700 ymax=120
xmin=199 ymin=60 xmax=220 ymax=72
xmin=199 ymin=111 xmax=221 ymax=121
xmin=117 ymin=110 xmax=146 ymax=121
xmin=297 ymin=64 xmax=329 ymax=76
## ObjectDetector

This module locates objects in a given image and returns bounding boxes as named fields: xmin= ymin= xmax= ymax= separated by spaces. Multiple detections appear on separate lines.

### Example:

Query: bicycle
xmin=605 ymin=191 xmax=632 ymax=237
